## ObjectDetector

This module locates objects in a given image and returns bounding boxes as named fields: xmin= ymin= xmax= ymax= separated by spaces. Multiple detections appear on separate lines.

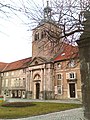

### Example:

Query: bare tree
xmin=0 ymin=0 xmax=89 ymax=43
xmin=15 ymin=0 xmax=89 ymax=64
xmin=17 ymin=0 xmax=89 ymax=41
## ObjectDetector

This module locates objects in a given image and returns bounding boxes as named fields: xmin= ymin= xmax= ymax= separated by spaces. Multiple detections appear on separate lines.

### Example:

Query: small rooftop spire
xmin=43 ymin=1 xmax=52 ymax=21
xmin=47 ymin=1 xmax=49 ymax=7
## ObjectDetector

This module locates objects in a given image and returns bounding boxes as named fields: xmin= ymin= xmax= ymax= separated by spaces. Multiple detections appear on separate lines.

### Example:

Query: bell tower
xmin=32 ymin=1 xmax=62 ymax=60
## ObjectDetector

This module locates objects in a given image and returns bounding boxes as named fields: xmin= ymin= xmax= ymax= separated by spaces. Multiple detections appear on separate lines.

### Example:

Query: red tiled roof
xmin=0 ymin=62 xmax=8 ymax=72
xmin=0 ymin=44 xmax=78 ymax=72
xmin=1 ymin=57 xmax=32 ymax=72
xmin=54 ymin=43 xmax=79 ymax=61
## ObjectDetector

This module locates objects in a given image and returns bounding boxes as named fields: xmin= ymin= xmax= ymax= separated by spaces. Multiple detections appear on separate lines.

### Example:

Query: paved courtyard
xmin=0 ymin=108 xmax=84 ymax=120
xmin=0 ymin=98 xmax=84 ymax=120
xmin=21 ymin=108 xmax=84 ymax=120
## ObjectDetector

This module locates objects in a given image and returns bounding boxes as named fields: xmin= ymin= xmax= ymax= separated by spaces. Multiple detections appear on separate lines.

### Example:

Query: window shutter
xmin=55 ymin=86 xmax=57 ymax=94
xmin=74 ymin=72 xmax=76 ymax=79
xmin=66 ymin=73 xmax=69 ymax=79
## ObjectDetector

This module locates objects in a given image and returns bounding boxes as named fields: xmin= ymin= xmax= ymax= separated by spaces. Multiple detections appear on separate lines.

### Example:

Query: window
xmin=41 ymin=30 xmax=46 ymax=39
xmin=6 ymin=72 xmax=9 ymax=76
xmin=57 ymin=74 xmax=63 ymax=88
xmin=18 ymin=70 xmax=22 ymax=75
xmin=66 ymin=72 xmax=76 ymax=79
xmin=11 ymin=71 xmax=14 ymax=75
xmin=1 ymin=73 xmax=4 ymax=76
xmin=55 ymin=85 xmax=62 ymax=95
xmin=69 ymin=72 xmax=76 ymax=79
xmin=2 ymin=79 xmax=4 ymax=87
xmin=23 ymin=69 xmax=26 ymax=73
xmin=57 ymin=63 xmax=62 ymax=69
xmin=5 ymin=79 xmax=8 ymax=87
xmin=35 ymin=33 xmax=39 ymax=40
xmin=57 ymin=85 xmax=62 ymax=95
xmin=15 ymin=78 xmax=19 ymax=87
xmin=68 ymin=60 xmax=75 ymax=67
xmin=19 ymin=78 xmax=22 ymax=86
xmin=23 ymin=78 xmax=26 ymax=87
xmin=57 ymin=74 xmax=62 ymax=80
xmin=11 ymin=79 xmax=15 ymax=87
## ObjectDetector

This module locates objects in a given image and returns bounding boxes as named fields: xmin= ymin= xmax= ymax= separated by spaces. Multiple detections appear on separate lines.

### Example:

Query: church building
xmin=0 ymin=2 xmax=82 ymax=100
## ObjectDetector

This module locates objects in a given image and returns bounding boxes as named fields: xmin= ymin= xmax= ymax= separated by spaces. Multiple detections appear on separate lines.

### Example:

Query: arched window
xmin=34 ymin=74 xmax=41 ymax=80
xmin=41 ymin=30 xmax=46 ymax=39
xmin=35 ymin=61 xmax=38 ymax=65
xmin=35 ymin=33 xmax=39 ymax=40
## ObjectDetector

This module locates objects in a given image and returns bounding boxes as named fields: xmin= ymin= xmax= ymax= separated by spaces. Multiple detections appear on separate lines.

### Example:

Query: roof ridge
xmin=8 ymin=57 xmax=32 ymax=64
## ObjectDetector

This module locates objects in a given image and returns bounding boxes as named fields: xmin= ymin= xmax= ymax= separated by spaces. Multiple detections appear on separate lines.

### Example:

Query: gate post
xmin=77 ymin=39 xmax=90 ymax=120
xmin=77 ymin=10 xmax=90 ymax=120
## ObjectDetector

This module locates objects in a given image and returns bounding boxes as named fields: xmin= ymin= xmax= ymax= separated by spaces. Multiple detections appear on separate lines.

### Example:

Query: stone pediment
xmin=29 ymin=57 xmax=47 ymax=66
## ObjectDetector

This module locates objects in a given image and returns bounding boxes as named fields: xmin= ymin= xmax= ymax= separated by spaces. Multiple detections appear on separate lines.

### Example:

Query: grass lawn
xmin=0 ymin=102 xmax=82 ymax=119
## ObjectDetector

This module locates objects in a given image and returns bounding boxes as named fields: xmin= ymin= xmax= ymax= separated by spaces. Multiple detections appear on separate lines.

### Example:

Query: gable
xmin=29 ymin=57 xmax=47 ymax=66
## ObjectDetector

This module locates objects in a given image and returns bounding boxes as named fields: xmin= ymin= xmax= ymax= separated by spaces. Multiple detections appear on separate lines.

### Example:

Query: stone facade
xmin=0 ymin=55 xmax=82 ymax=100
xmin=1 ymin=69 xmax=26 ymax=98
xmin=25 ymin=57 xmax=82 ymax=100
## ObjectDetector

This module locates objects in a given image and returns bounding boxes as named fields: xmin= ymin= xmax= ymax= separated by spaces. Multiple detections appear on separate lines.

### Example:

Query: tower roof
xmin=44 ymin=1 xmax=52 ymax=21
xmin=44 ymin=1 xmax=52 ymax=14
xmin=39 ymin=1 xmax=54 ymax=25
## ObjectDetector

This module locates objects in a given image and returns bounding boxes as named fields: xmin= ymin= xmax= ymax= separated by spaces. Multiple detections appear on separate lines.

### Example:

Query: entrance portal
xmin=36 ymin=83 xmax=40 ymax=99
xmin=69 ymin=83 xmax=75 ymax=98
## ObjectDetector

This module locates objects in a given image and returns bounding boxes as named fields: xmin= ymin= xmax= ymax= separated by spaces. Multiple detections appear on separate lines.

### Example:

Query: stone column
xmin=26 ymin=70 xmax=28 ymax=92
xmin=30 ymin=70 xmax=33 ymax=99
xmin=40 ymin=69 xmax=43 ymax=92
xmin=40 ymin=68 xmax=43 ymax=100
xmin=43 ymin=68 xmax=46 ymax=99
xmin=27 ymin=71 xmax=30 ymax=92
xmin=77 ymin=39 xmax=90 ymax=120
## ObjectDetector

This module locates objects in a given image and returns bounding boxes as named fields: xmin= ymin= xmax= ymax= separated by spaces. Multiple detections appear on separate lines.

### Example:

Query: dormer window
xmin=57 ymin=63 xmax=62 ymax=69
xmin=68 ymin=60 xmax=75 ymax=68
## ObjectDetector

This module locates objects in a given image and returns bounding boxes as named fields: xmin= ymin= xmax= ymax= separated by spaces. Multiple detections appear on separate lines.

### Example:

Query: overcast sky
xmin=0 ymin=16 xmax=32 ymax=63
xmin=0 ymin=0 xmax=47 ymax=63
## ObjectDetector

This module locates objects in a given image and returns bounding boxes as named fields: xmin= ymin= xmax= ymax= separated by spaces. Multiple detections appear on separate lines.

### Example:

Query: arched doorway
xmin=36 ymin=83 xmax=40 ymax=99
